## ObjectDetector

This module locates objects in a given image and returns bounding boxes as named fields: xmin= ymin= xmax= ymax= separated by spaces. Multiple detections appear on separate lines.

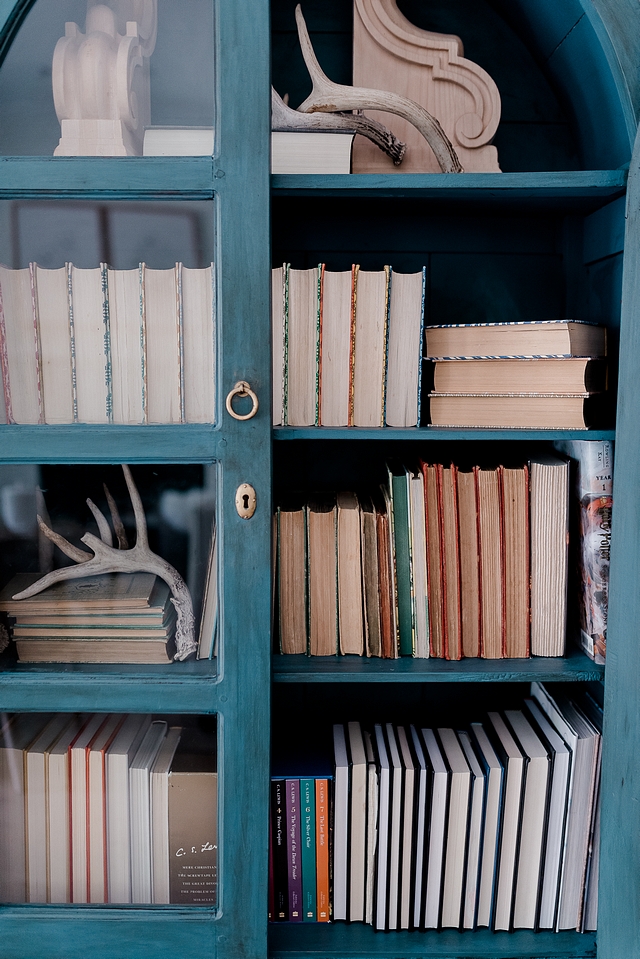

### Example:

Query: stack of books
xmin=269 ymin=683 xmax=602 ymax=933
xmin=272 ymin=264 xmax=425 ymax=427
xmin=276 ymin=454 xmax=572 ymax=659
xmin=0 ymin=713 xmax=217 ymax=904
xmin=0 ymin=573 xmax=177 ymax=663
xmin=0 ymin=261 xmax=215 ymax=425
xmin=424 ymin=320 xmax=608 ymax=428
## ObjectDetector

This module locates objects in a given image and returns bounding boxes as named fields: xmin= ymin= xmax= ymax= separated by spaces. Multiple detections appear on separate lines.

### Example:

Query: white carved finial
xmin=53 ymin=0 xmax=157 ymax=156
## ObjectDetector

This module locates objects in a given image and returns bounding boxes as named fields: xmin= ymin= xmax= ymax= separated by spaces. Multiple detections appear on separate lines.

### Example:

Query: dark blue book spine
xmin=286 ymin=778 xmax=303 ymax=921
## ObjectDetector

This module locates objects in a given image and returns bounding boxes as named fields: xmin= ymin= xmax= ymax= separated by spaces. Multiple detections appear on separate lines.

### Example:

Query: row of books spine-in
xmin=0 ymin=713 xmax=217 ymax=904
xmin=272 ymin=264 xmax=425 ymax=428
xmin=0 ymin=262 xmax=215 ymax=425
xmin=278 ymin=455 xmax=571 ymax=659
xmin=269 ymin=683 xmax=602 ymax=933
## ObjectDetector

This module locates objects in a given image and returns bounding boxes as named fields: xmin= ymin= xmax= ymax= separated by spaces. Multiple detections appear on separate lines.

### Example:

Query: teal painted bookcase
xmin=0 ymin=1 xmax=638 ymax=958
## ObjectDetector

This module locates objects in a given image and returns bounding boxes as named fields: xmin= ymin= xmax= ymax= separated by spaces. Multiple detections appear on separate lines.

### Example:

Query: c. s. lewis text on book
xmin=0 ymin=263 xmax=215 ymax=425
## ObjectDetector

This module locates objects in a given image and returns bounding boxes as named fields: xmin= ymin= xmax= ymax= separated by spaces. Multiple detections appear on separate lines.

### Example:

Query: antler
xmin=12 ymin=465 xmax=196 ymax=661
xmin=272 ymin=87 xmax=406 ymax=165
xmin=294 ymin=4 xmax=463 ymax=173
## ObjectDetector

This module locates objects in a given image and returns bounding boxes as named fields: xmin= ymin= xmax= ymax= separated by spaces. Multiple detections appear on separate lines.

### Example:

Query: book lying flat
xmin=425 ymin=320 xmax=607 ymax=359
xmin=428 ymin=393 xmax=603 ymax=429
xmin=271 ymin=131 xmax=355 ymax=174
xmin=0 ymin=573 xmax=166 ymax=613
xmin=15 ymin=638 xmax=174 ymax=664
xmin=429 ymin=357 xmax=607 ymax=394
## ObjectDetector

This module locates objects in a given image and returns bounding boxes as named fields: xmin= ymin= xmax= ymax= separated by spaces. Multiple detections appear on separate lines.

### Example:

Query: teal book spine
xmin=390 ymin=468 xmax=414 ymax=656
xmin=300 ymin=778 xmax=317 ymax=920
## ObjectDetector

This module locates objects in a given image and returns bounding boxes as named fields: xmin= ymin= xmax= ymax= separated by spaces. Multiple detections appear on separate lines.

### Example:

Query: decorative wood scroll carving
xmin=53 ymin=1 xmax=157 ymax=157
xmin=352 ymin=0 xmax=501 ymax=173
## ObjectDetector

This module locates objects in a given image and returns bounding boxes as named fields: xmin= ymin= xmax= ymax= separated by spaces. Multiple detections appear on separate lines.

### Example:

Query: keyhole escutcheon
xmin=235 ymin=483 xmax=257 ymax=519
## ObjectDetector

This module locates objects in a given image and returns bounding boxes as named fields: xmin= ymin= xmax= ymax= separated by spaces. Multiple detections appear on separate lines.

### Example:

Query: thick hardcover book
xmin=439 ymin=465 xmax=462 ymax=661
xmin=385 ymin=268 xmax=425 ymax=427
xmin=377 ymin=492 xmax=397 ymax=658
xmin=272 ymin=265 xmax=286 ymax=426
xmin=0 ymin=572 xmax=163 ymax=614
xmin=277 ymin=501 xmax=307 ymax=655
xmin=34 ymin=264 xmax=74 ymax=424
xmin=143 ymin=264 xmax=182 ymax=423
xmin=87 ymin=715 xmax=126 ymax=903
xmin=0 ymin=264 xmax=43 ymax=424
xmin=69 ymin=264 xmax=112 ymax=424
xmin=332 ymin=724 xmax=350 ymax=921
xmin=300 ymin=778 xmax=316 ymax=920
xmin=48 ymin=716 xmax=88 ymax=903
xmin=386 ymin=723 xmax=403 ymax=931
xmin=150 ymin=727 xmax=183 ymax=903
xmin=286 ymin=266 xmax=320 ymax=426
xmin=429 ymin=356 xmax=608 ymax=394
xmin=271 ymin=131 xmax=355 ymax=174
xmin=470 ymin=722 xmax=504 ymax=929
xmin=458 ymin=730 xmax=486 ymax=930
xmin=421 ymin=728 xmax=449 ymax=929
xmin=396 ymin=726 xmax=416 ymax=930
xmin=457 ymin=469 xmax=481 ymax=657
xmin=360 ymin=498 xmax=382 ymax=657
xmin=70 ymin=714 xmax=110 ymax=903
xmin=182 ymin=264 xmax=215 ymax=423
xmin=286 ymin=778 xmax=303 ymax=921
xmin=271 ymin=779 xmax=289 ymax=920
xmin=315 ymin=778 xmax=331 ymax=922
xmin=427 ymin=392 xmax=604 ymax=429
xmin=107 ymin=267 xmax=145 ymax=424
xmin=347 ymin=722 xmax=367 ymax=922
xmin=530 ymin=457 xmax=569 ymax=656
xmin=320 ymin=268 xmax=354 ymax=426
xmin=374 ymin=723 xmax=391 ymax=931
xmin=425 ymin=320 xmax=607 ymax=360
xmin=408 ymin=471 xmax=429 ymax=659
xmin=501 ymin=465 xmax=530 ymax=658
xmin=337 ymin=493 xmax=364 ymax=656
xmin=421 ymin=462 xmax=445 ymax=658
xmin=438 ymin=728 xmax=471 ymax=929
xmin=476 ymin=467 xmax=504 ymax=659
xmin=352 ymin=267 xmax=389 ymax=427
xmin=306 ymin=495 xmax=338 ymax=656
xmin=487 ymin=711 xmax=525 ymax=931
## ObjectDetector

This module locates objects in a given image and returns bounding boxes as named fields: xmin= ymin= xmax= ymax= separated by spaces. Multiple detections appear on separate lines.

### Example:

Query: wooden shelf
xmin=272 ymin=648 xmax=604 ymax=684
xmin=0 ymin=658 xmax=219 ymax=712
xmin=268 ymin=923 xmax=596 ymax=958
xmin=273 ymin=427 xmax=616 ymax=442
xmin=271 ymin=170 xmax=626 ymax=210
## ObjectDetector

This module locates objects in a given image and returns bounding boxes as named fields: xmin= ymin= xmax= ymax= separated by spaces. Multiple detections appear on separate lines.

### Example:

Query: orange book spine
xmin=315 ymin=778 xmax=330 ymax=921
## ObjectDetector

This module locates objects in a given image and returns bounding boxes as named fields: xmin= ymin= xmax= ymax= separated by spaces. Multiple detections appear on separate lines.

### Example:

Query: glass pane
xmin=0 ymin=711 xmax=217 ymax=904
xmin=0 ymin=0 xmax=215 ymax=156
xmin=0 ymin=199 xmax=216 ymax=424
xmin=0 ymin=463 xmax=218 ymax=665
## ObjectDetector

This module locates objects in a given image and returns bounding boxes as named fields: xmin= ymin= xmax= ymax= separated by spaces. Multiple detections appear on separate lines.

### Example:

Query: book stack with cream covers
xmin=424 ymin=320 xmax=608 ymax=429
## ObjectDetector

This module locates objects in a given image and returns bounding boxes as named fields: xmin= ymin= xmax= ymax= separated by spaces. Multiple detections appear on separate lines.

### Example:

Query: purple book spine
xmin=286 ymin=778 xmax=303 ymax=922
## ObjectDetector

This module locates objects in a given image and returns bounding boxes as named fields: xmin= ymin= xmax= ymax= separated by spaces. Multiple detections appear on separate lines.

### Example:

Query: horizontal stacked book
xmin=0 ymin=261 xmax=215 ymax=425
xmin=276 ymin=454 xmax=573 ymax=659
xmin=272 ymin=264 xmax=425 ymax=427
xmin=0 ymin=713 xmax=217 ymax=904
xmin=424 ymin=320 xmax=608 ymax=429
xmin=269 ymin=683 xmax=602 ymax=933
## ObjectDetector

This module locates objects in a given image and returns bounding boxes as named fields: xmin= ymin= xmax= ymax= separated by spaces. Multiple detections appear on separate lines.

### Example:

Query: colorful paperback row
xmin=271 ymin=684 xmax=601 ymax=933
xmin=0 ymin=262 xmax=215 ymax=425
xmin=272 ymin=264 xmax=425 ymax=428
xmin=0 ymin=713 xmax=217 ymax=905
xmin=276 ymin=455 xmax=572 ymax=659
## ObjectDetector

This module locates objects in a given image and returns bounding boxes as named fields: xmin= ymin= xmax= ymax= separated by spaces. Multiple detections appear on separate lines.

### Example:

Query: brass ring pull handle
xmin=225 ymin=381 xmax=259 ymax=421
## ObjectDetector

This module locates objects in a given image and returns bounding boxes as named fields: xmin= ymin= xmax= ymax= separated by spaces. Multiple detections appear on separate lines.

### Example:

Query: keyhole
xmin=242 ymin=494 xmax=250 ymax=510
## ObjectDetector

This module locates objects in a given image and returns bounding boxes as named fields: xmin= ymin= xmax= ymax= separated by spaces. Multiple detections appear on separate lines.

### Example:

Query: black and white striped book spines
xmin=272 ymin=264 xmax=426 ymax=428
xmin=0 ymin=262 xmax=215 ymax=425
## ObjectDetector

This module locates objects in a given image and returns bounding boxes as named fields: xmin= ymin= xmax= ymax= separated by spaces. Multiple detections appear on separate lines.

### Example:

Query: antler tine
xmin=36 ymin=488 xmax=54 ymax=573
xmin=87 ymin=498 xmax=113 ymax=546
xmin=103 ymin=484 xmax=129 ymax=549
xmin=121 ymin=464 xmax=149 ymax=548
xmin=36 ymin=514 xmax=92 ymax=564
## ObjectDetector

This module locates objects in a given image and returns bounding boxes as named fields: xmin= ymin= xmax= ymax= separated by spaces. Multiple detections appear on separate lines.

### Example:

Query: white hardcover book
xmin=69 ymin=264 xmax=111 ymax=423
xmin=143 ymin=127 xmax=214 ymax=156
xmin=374 ymin=723 xmax=390 ymax=931
xmin=363 ymin=731 xmax=378 ymax=926
xmin=506 ymin=710 xmax=550 ymax=929
xmin=143 ymin=265 xmax=182 ymax=423
xmin=410 ymin=725 xmax=428 ymax=929
xmin=386 ymin=723 xmax=403 ymax=930
xmin=106 ymin=714 xmax=152 ymax=903
xmin=438 ymin=728 xmax=471 ymax=929
xmin=34 ymin=265 xmax=73 ymax=423
xmin=488 ymin=711 xmax=525 ymax=931
xmin=150 ymin=727 xmax=182 ymax=903
xmin=47 ymin=716 xmax=87 ymax=903
xmin=88 ymin=715 xmax=126 ymax=903
xmin=272 ymin=265 xmax=285 ymax=426
xmin=0 ymin=714 xmax=52 ymax=902
xmin=271 ymin=131 xmax=354 ymax=174
xmin=70 ymin=714 xmax=109 ymax=902
xmin=332 ymin=724 xmax=349 ymax=921
xmin=25 ymin=715 xmax=72 ymax=902
xmin=182 ymin=264 xmax=215 ymax=423
xmin=409 ymin=471 xmax=429 ymax=658
xmin=458 ymin=730 xmax=486 ymax=930
xmin=421 ymin=728 xmax=448 ymax=929
xmin=130 ymin=721 xmax=168 ymax=903
xmin=286 ymin=266 xmax=319 ymax=426
xmin=352 ymin=268 xmax=388 ymax=427
xmin=470 ymin=722 xmax=504 ymax=928
xmin=525 ymin=698 xmax=572 ymax=930
xmin=0 ymin=265 xmax=42 ymax=423
xmin=396 ymin=726 xmax=415 ymax=929
xmin=347 ymin=721 xmax=367 ymax=922
xmin=530 ymin=457 xmax=569 ymax=656
xmin=107 ymin=267 xmax=145 ymax=424
xmin=320 ymin=269 xmax=352 ymax=426
xmin=385 ymin=269 xmax=425 ymax=427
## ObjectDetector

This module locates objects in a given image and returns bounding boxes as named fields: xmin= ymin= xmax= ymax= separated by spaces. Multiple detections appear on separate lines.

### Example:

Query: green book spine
xmin=300 ymin=778 xmax=317 ymax=920
xmin=390 ymin=469 xmax=414 ymax=656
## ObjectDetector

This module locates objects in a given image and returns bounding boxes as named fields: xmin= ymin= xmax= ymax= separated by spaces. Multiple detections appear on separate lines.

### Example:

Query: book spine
xmin=416 ymin=267 xmax=426 ymax=426
xmin=575 ymin=442 xmax=612 ymax=664
xmin=348 ymin=265 xmax=358 ymax=427
xmin=176 ymin=262 xmax=185 ymax=424
xmin=0 ymin=272 xmax=14 ymax=423
xmin=100 ymin=263 xmax=113 ymax=424
xmin=391 ymin=470 xmax=414 ymax=656
xmin=286 ymin=778 xmax=303 ymax=921
xmin=300 ymin=778 xmax=317 ymax=920
xmin=271 ymin=779 xmax=288 ymax=920
xmin=283 ymin=263 xmax=290 ymax=426
xmin=315 ymin=265 xmax=322 ymax=426
xmin=29 ymin=263 xmax=45 ymax=424
xmin=268 ymin=814 xmax=275 ymax=921
xmin=474 ymin=466 xmax=483 ymax=657
xmin=139 ymin=263 xmax=148 ymax=424
xmin=315 ymin=778 xmax=330 ymax=921
xmin=67 ymin=263 xmax=78 ymax=423
xmin=381 ymin=265 xmax=390 ymax=427
xmin=210 ymin=263 xmax=217 ymax=424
